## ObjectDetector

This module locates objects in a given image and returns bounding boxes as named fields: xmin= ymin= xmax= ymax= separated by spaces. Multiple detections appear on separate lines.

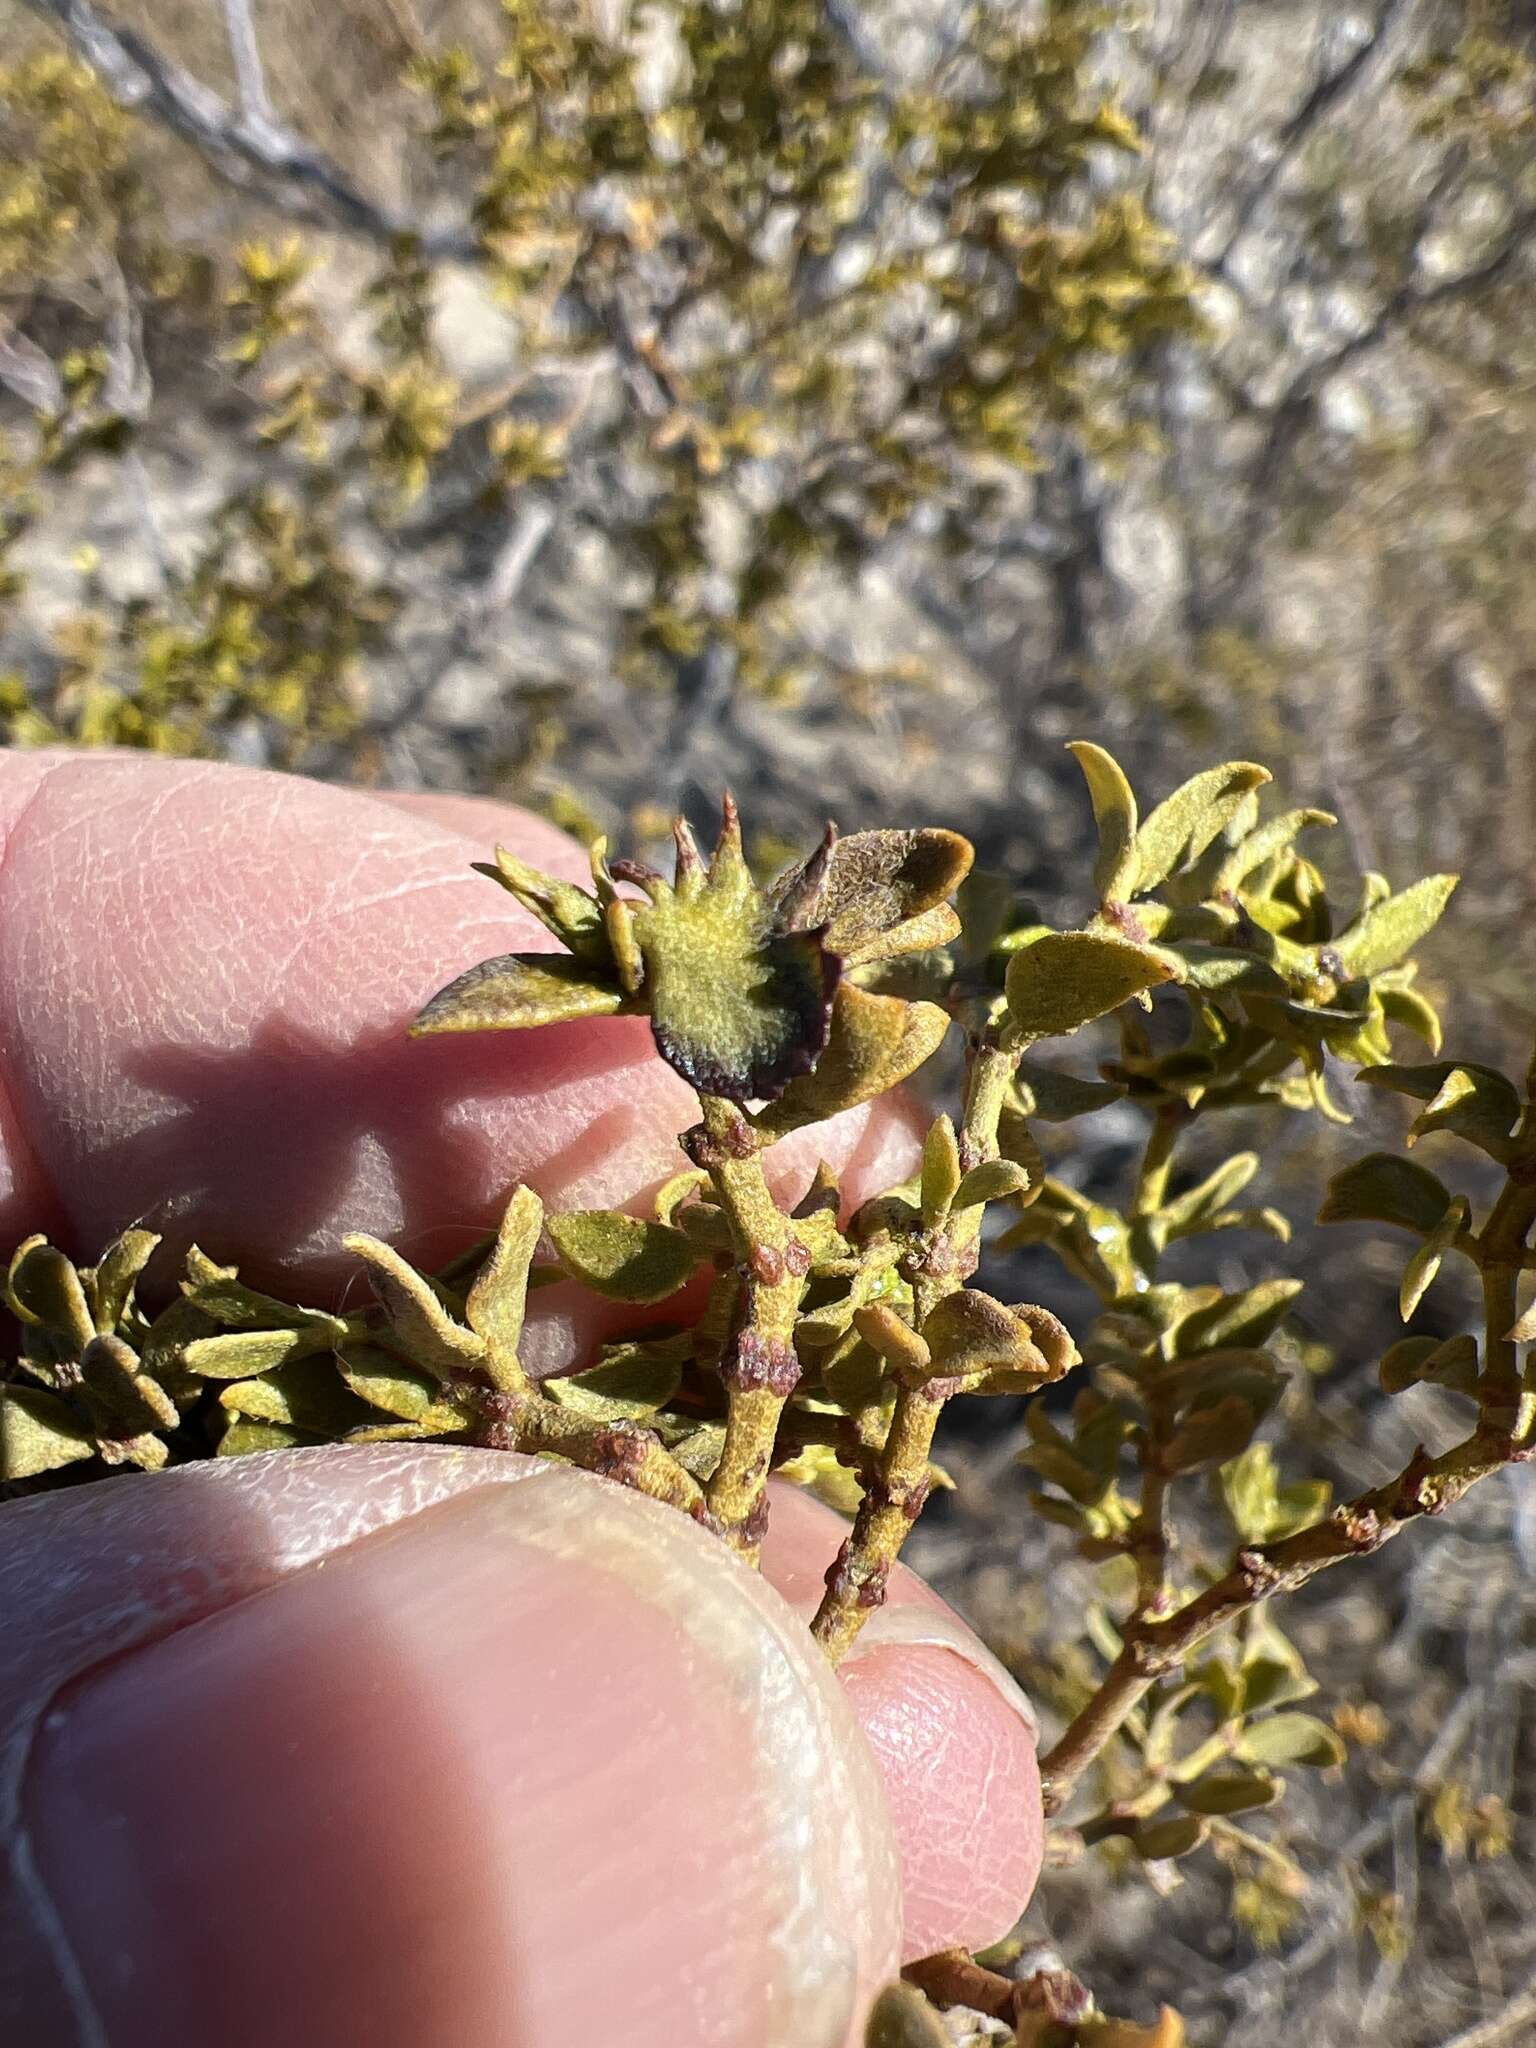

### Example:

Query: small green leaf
xmin=1 ymin=1384 xmax=96 ymax=1478
xmin=1005 ymin=930 xmax=1177 ymax=1041
xmin=1379 ymin=1332 xmax=1479 ymax=1395
xmin=1133 ymin=1813 xmax=1208 ymax=1860
xmin=182 ymin=1328 xmax=321 ymax=1380
xmin=545 ymin=1211 xmax=698 ymax=1304
xmin=78 ymin=1334 xmax=178 ymax=1432
xmin=339 ymin=1347 xmax=449 ymax=1421
xmin=86 ymin=1229 xmax=161 ymax=1333
xmin=920 ymin=1115 xmax=962 ymax=1228
xmin=1178 ymin=1770 xmax=1284 ymax=1816
xmin=1163 ymin=1394 xmax=1260 ymax=1472
xmin=1237 ymin=1713 xmax=1346 ymax=1769
xmin=1417 ymin=1073 xmax=1531 ymax=1155
xmin=344 ymin=1234 xmax=486 ymax=1379
xmin=1331 ymin=875 xmax=1458 ymax=980
xmin=545 ymin=1339 xmax=686 ymax=1421
xmin=751 ymin=986 xmax=950 ymax=1139
xmin=182 ymin=1250 xmax=349 ymax=1339
xmin=773 ymin=1441 xmax=866 ymax=1517
xmin=1218 ymin=1441 xmax=1278 ymax=1543
xmin=1215 ymin=809 xmax=1336 ymax=896
xmin=1068 ymin=740 xmax=1139 ymax=902
xmin=6 ymin=1241 xmax=94 ymax=1351
xmin=1176 ymin=1280 xmax=1301 ymax=1354
xmin=465 ymin=1184 xmax=544 ymax=1387
xmin=1361 ymin=1061 xmax=1521 ymax=1156
xmin=473 ymin=845 xmax=611 ymax=967
xmin=1399 ymin=1196 xmax=1471 ymax=1321
xmin=922 ymin=1290 xmax=1075 ymax=1392
xmin=1319 ymin=1152 xmax=1454 ymax=1233
xmin=217 ymin=1417 xmax=319 ymax=1458
xmin=1379 ymin=985 xmax=1444 ymax=1053
xmin=1165 ymin=945 xmax=1289 ymax=997
xmin=665 ymin=1421 xmax=727 ymax=1483
xmin=771 ymin=826 xmax=973 ymax=965
xmin=413 ymin=952 xmax=625 ymax=1036
xmin=218 ymin=1361 xmax=373 ymax=1435
xmin=1160 ymin=1155 xmax=1260 ymax=1236
xmin=1132 ymin=761 xmax=1272 ymax=893
xmin=1013 ymin=1060 xmax=1127 ymax=1122
xmin=1021 ymin=1438 xmax=1105 ymax=1505
xmin=952 ymin=1157 xmax=1035 ymax=1208
xmin=864 ymin=1983 xmax=950 ymax=2048
xmin=653 ymin=1168 xmax=708 ymax=1225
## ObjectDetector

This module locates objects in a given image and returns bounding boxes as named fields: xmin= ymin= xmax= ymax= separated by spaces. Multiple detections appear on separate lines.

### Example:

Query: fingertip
xmin=12 ymin=1455 xmax=901 ymax=2047
xmin=840 ymin=1642 xmax=1044 ymax=1962
xmin=758 ymin=1486 xmax=1043 ymax=1960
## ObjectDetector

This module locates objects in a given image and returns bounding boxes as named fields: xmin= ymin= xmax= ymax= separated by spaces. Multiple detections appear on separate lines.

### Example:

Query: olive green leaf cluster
xmin=8 ymin=744 xmax=1534 ymax=2033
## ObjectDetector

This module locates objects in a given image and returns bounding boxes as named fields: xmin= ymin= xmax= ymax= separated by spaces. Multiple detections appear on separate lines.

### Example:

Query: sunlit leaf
xmin=1330 ymin=874 xmax=1458 ymax=980
xmin=87 ymin=1229 xmax=161 ymax=1333
xmin=472 ymin=845 xmax=612 ymax=967
xmin=545 ymin=1339 xmax=685 ymax=1420
xmin=6 ymin=1240 xmax=94 ymax=1351
xmin=1132 ymin=760 xmax=1271 ymax=893
xmin=218 ymin=1361 xmax=373 ymax=1435
xmin=1068 ymin=739 xmax=1139 ymax=902
xmin=752 ymin=985 xmax=950 ymax=1138
xmin=1358 ymin=1060 xmax=1521 ymax=1157
xmin=952 ymin=1156 xmax=1035 ymax=1208
xmin=919 ymin=1114 xmax=962 ymax=1228
xmin=1 ymin=1384 xmax=95 ymax=1479
xmin=545 ymin=1210 xmax=698 ymax=1304
xmin=465 ymin=1184 xmax=544 ymax=1387
xmin=1237 ymin=1712 xmax=1346 ymax=1769
xmin=1215 ymin=808 xmax=1336 ymax=895
xmin=183 ymin=1328 xmax=322 ymax=1380
xmin=412 ymin=952 xmax=625 ymax=1036
xmin=772 ymin=826 xmax=973 ymax=964
xmin=1176 ymin=1280 xmax=1301 ymax=1354
xmin=344 ymin=1233 xmax=486 ymax=1379
xmin=1005 ymin=930 xmax=1177 ymax=1040
xmin=1399 ymin=1195 xmax=1471 ymax=1321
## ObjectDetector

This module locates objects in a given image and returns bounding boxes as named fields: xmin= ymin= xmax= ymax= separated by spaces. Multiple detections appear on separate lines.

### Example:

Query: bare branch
xmin=18 ymin=0 xmax=480 ymax=260
xmin=0 ymin=326 xmax=64 ymax=414
xmin=218 ymin=0 xmax=276 ymax=128
xmin=1204 ymin=0 xmax=1410 ymax=271
xmin=1222 ymin=196 xmax=1536 ymax=605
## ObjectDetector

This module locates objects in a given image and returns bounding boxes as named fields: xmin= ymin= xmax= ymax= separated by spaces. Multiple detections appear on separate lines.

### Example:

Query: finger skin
xmin=4 ymin=1446 xmax=902 ymax=2048
xmin=757 ymin=1486 xmax=1044 ymax=1960
xmin=0 ymin=753 xmax=921 ymax=1374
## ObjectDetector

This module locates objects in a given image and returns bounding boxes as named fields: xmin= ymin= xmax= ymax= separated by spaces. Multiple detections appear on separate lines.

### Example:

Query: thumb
xmin=3 ymin=1446 xmax=900 ymax=2048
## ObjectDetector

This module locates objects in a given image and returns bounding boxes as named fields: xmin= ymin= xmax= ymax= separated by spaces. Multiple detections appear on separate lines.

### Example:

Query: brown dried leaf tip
xmin=413 ymin=799 xmax=974 ymax=1106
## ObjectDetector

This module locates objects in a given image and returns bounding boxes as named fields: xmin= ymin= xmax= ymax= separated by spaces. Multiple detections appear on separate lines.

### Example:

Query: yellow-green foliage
xmin=0 ymin=1 xmax=1201 ymax=757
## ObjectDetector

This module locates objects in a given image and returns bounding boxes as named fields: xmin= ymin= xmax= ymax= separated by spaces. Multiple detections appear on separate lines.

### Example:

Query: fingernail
xmin=23 ymin=1472 xmax=898 ymax=2048
xmin=846 ymin=1602 xmax=1039 ymax=1744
